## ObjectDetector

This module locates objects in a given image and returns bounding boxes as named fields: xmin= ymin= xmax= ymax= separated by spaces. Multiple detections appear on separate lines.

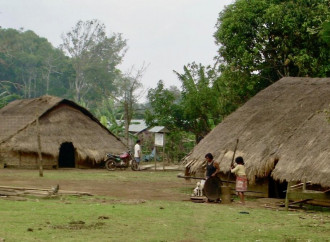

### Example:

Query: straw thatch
xmin=0 ymin=95 xmax=127 ymax=168
xmin=183 ymin=77 xmax=330 ymax=187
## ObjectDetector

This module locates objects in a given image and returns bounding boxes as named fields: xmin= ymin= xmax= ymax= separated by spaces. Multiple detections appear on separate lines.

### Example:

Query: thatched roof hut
xmin=0 ymin=95 xmax=127 ymax=168
xmin=183 ymin=77 xmax=330 ymax=188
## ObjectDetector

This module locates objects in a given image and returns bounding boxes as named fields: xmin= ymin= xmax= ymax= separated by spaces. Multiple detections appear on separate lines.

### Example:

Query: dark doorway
xmin=58 ymin=142 xmax=75 ymax=168
xmin=268 ymin=175 xmax=287 ymax=198
xmin=267 ymin=159 xmax=288 ymax=198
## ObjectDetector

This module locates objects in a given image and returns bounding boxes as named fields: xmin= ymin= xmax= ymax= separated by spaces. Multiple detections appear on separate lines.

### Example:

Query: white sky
xmin=0 ymin=0 xmax=233 ymax=100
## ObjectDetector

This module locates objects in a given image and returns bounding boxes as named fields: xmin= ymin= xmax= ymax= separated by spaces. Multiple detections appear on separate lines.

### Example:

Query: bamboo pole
xmin=227 ymin=139 xmax=239 ymax=185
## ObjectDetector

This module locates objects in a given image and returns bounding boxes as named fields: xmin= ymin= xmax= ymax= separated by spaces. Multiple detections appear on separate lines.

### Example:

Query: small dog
xmin=193 ymin=180 xmax=205 ymax=197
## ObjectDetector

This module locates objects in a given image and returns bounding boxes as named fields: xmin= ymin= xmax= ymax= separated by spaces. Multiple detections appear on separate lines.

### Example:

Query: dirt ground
xmin=0 ymin=168 xmax=292 ymax=210
xmin=0 ymin=168 xmax=194 ymax=202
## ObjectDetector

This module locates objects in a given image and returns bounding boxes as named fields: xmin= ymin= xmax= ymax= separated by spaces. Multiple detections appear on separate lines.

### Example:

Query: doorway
xmin=58 ymin=142 xmax=75 ymax=168
xmin=268 ymin=175 xmax=288 ymax=198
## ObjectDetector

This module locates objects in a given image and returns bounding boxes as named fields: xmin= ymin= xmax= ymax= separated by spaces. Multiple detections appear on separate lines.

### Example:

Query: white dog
xmin=193 ymin=180 xmax=205 ymax=197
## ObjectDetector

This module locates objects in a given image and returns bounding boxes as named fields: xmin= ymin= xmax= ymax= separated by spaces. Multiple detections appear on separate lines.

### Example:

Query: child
xmin=231 ymin=156 xmax=247 ymax=204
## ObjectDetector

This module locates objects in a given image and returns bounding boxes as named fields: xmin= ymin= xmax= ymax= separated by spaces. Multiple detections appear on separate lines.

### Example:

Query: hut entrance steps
xmin=58 ymin=142 xmax=75 ymax=168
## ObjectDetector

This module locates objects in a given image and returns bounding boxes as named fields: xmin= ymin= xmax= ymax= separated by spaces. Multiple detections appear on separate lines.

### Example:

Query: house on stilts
xmin=182 ymin=77 xmax=330 ymax=199
xmin=0 ymin=95 xmax=127 ymax=169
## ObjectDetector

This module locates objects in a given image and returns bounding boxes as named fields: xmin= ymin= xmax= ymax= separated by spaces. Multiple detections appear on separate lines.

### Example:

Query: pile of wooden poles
xmin=0 ymin=185 xmax=92 ymax=199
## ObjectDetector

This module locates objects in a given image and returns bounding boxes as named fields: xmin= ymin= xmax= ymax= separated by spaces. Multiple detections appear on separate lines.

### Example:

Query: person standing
xmin=204 ymin=153 xmax=220 ymax=203
xmin=134 ymin=140 xmax=141 ymax=164
xmin=205 ymin=153 xmax=220 ymax=179
xmin=231 ymin=156 xmax=247 ymax=204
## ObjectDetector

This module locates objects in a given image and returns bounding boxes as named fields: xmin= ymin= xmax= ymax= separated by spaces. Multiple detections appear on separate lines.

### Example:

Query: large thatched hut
xmin=183 ymin=77 xmax=330 ymax=197
xmin=0 ymin=95 xmax=127 ymax=168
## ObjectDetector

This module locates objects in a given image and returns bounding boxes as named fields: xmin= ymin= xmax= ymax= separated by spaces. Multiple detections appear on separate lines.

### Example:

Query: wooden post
xmin=303 ymin=178 xmax=306 ymax=192
xmin=285 ymin=181 xmax=293 ymax=211
xmin=162 ymin=133 xmax=165 ymax=171
xmin=154 ymin=146 xmax=157 ymax=171
xmin=36 ymin=116 xmax=43 ymax=177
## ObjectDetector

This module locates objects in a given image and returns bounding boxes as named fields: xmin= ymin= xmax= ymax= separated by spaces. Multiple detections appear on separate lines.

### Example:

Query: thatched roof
xmin=0 ymin=95 xmax=127 ymax=163
xmin=183 ymin=77 xmax=330 ymax=187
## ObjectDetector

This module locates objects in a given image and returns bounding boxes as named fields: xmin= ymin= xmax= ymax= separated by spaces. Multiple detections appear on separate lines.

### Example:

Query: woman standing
xmin=205 ymin=153 xmax=220 ymax=179
xmin=204 ymin=153 xmax=220 ymax=203
xmin=231 ymin=156 xmax=247 ymax=204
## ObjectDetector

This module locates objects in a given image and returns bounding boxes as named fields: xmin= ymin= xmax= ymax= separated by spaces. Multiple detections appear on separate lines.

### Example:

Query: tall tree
xmin=60 ymin=19 xmax=127 ymax=105
xmin=113 ymin=64 xmax=146 ymax=145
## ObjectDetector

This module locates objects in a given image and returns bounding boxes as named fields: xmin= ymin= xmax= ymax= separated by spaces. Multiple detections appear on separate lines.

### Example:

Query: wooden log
xmin=0 ymin=185 xmax=50 ymax=191
xmin=288 ymin=199 xmax=312 ymax=205
xmin=23 ymin=190 xmax=49 ymax=195
xmin=0 ymin=185 xmax=92 ymax=196
xmin=306 ymin=200 xmax=330 ymax=207
xmin=0 ymin=190 xmax=19 ymax=196
xmin=58 ymin=190 xmax=92 ymax=196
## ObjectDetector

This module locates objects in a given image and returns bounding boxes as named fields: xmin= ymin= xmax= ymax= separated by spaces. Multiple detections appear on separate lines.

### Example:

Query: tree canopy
xmin=214 ymin=0 xmax=330 ymax=93
xmin=61 ymin=19 xmax=127 ymax=108
xmin=0 ymin=28 xmax=71 ymax=101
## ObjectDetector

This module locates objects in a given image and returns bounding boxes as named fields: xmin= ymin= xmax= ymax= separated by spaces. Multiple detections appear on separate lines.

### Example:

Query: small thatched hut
xmin=183 ymin=77 xmax=330 ymax=197
xmin=0 ymin=95 xmax=127 ymax=168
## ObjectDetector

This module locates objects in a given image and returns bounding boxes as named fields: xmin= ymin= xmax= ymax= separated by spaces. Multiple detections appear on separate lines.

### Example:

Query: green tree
xmin=95 ymin=98 xmax=124 ymax=137
xmin=112 ymin=65 xmax=146 ymax=145
xmin=0 ymin=28 xmax=71 ymax=99
xmin=0 ymin=81 xmax=20 ymax=109
xmin=145 ymin=80 xmax=192 ymax=161
xmin=214 ymin=0 xmax=330 ymax=96
xmin=145 ymin=80 xmax=179 ymax=129
xmin=60 ymin=19 xmax=127 ymax=106
xmin=321 ymin=21 xmax=330 ymax=46
xmin=174 ymin=63 xmax=220 ymax=141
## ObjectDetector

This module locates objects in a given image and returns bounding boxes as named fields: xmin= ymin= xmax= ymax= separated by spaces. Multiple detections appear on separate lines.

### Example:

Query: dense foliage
xmin=0 ymin=28 xmax=72 ymax=102
xmin=145 ymin=81 xmax=193 ymax=160
xmin=214 ymin=0 xmax=330 ymax=94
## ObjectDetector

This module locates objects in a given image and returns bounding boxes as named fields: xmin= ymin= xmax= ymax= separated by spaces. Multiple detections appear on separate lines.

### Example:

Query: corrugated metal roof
xmin=148 ymin=126 xmax=169 ymax=133
xmin=129 ymin=120 xmax=148 ymax=133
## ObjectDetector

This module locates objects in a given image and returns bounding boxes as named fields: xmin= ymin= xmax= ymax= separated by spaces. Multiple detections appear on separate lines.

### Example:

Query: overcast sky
xmin=0 ymin=0 xmax=233 ymax=99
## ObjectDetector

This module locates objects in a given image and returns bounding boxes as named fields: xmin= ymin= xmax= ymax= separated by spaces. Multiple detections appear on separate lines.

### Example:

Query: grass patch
xmin=0 ymin=169 xmax=329 ymax=241
xmin=1 ymin=195 xmax=330 ymax=241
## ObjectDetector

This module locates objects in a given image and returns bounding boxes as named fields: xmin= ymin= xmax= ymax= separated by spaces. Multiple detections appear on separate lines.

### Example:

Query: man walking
xmin=134 ymin=140 xmax=141 ymax=164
